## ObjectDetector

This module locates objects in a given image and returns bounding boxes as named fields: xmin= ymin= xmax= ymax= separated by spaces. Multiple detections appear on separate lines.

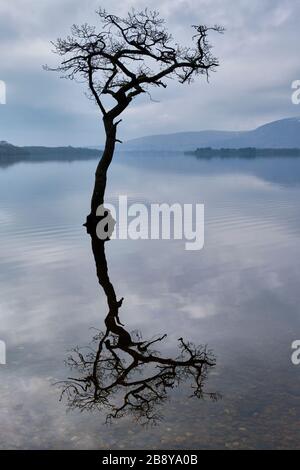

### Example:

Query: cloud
xmin=0 ymin=0 xmax=299 ymax=145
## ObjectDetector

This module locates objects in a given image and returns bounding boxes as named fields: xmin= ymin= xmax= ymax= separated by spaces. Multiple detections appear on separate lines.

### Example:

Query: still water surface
xmin=0 ymin=152 xmax=299 ymax=449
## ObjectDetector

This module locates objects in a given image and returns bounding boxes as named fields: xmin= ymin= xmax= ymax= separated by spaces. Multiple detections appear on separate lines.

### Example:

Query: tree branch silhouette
xmin=57 ymin=225 xmax=219 ymax=425
xmin=46 ymin=8 xmax=223 ymax=219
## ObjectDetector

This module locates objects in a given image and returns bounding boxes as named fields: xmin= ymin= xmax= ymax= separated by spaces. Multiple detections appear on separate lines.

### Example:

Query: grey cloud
xmin=0 ymin=0 xmax=299 ymax=145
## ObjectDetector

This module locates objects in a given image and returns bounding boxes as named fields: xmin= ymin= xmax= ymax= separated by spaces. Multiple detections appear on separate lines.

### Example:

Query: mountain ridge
xmin=122 ymin=117 xmax=300 ymax=151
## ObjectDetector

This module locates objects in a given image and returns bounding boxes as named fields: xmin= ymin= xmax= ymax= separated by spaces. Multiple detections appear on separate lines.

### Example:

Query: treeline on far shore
xmin=0 ymin=142 xmax=101 ymax=167
xmin=185 ymin=147 xmax=300 ymax=158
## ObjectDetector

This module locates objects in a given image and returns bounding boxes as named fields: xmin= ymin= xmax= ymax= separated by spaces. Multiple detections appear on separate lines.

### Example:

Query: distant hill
xmin=0 ymin=141 xmax=29 ymax=166
xmin=0 ymin=141 xmax=29 ymax=156
xmin=23 ymin=145 xmax=100 ymax=159
xmin=123 ymin=117 xmax=300 ymax=151
xmin=0 ymin=142 xmax=100 ymax=167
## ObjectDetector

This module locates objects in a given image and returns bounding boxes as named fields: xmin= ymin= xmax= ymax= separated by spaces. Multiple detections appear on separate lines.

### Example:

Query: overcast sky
xmin=0 ymin=0 xmax=299 ymax=146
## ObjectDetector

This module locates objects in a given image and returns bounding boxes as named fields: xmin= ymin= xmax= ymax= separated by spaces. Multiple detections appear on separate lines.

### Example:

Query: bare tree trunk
xmin=91 ymin=119 xmax=116 ymax=214
xmin=85 ymin=118 xmax=117 ymax=231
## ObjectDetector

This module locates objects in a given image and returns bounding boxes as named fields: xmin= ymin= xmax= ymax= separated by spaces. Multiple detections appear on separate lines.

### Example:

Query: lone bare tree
xmin=47 ymin=8 xmax=222 ymax=224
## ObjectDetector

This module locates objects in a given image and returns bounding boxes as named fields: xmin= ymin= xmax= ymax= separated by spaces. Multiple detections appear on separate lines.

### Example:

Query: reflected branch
xmin=58 ymin=220 xmax=219 ymax=425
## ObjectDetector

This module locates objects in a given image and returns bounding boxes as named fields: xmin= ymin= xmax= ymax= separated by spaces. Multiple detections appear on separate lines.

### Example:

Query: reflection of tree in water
xmin=58 ymin=219 xmax=219 ymax=425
